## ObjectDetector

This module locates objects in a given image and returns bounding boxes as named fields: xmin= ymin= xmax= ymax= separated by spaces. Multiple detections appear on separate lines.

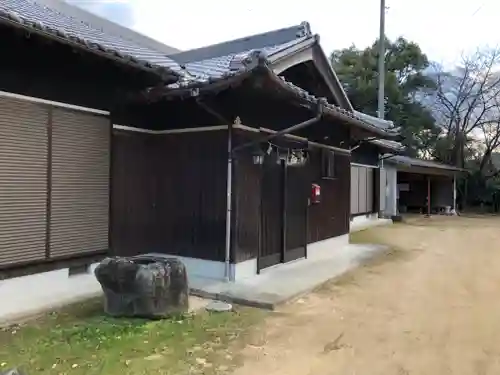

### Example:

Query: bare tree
xmin=478 ymin=97 xmax=500 ymax=175
xmin=428 ymin=48 xmax=500 ymax=171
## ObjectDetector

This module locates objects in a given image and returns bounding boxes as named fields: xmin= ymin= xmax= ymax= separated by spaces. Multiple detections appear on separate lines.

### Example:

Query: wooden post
xmin=453 ymin=174 xmax=457 ymax=212
xmin=426 ymin=176 xmax=431 ymax=217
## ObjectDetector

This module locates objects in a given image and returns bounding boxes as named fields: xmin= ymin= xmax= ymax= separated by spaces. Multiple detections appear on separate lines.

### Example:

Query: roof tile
xmin=160 ymin=22 xmax=401 ymax=138
xmin=178 ymin=37 xmax=311 ymax=81
xmin=0 ymin=0 xmax=184 ymax=77
xmin=162 ymin=46 xmax=402 ymax=137
xmin=353 ymin=110 xmax=395 ymax=130
xmin=169 ymin=22 xmax=312 ymax=64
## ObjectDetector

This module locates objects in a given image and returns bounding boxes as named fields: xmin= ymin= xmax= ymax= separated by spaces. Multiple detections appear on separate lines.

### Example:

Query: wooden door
xmin=258 ymin=155 xmax=284 ymax=270
xmin=283 ymin=163 xmax=308 ymax=262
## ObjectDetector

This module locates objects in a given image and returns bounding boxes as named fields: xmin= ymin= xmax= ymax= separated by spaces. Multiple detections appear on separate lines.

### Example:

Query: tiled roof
xmin=159 ymin=22 xmax=400 ymax=138
xmin=385 ymin=155 xmax=466 ymax=172
xmin=167 ymin=22 xmax=316 ymax=86
xmin=37 ymin=0 xmax=180 ymax=55
xmin=352 ymin=109 xmax=404 ymax=151
xmin=180 ymin=36 xmax=313 ymax=82
xmin=275 ymin=77 xmax=399 ymax=137
xmin=150 ymin=51 xmax=401 ymax=138
xmin=170 ymin=22 xmax=312 ymax=64
xmin=371 ymin=139 xmax=405 ymax=151
xmin=0 ymin=0 xmax=183 ymax=78
xmin=353 ymin=110 xmax=395 ymax=130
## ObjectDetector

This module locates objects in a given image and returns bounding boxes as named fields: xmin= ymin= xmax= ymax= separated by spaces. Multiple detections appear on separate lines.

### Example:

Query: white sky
xmin=77 ymin=0 xmax=500 ymax=65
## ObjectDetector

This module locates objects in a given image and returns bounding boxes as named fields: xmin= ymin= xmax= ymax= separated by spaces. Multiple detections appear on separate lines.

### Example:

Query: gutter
xmin=231 ymin=101 xmax=324 ymax=154
xmin=148 ymin=53 xmax=399 ymax=139
xmin=262 ymin=71 xmax=401 ymax=139
xmin=383 ymin=155 xmax=469 ymax=174
xmin=379 ymin=154 xmax=398 ymax=161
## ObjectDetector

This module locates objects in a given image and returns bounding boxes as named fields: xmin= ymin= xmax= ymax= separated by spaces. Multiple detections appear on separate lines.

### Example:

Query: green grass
xmin=0 ymin=298 xmax=266 ymax=375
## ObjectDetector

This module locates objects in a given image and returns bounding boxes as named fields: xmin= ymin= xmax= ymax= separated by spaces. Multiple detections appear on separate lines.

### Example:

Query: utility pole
xmin=377 ymin=0 xmax=387 ymax=219
xmin=377 ymin=0 xmax=386 ymax=119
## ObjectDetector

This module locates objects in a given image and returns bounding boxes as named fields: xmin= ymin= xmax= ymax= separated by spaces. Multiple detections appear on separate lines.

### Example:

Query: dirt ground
xmin=231 ymin=215 xmax=500 ymax=375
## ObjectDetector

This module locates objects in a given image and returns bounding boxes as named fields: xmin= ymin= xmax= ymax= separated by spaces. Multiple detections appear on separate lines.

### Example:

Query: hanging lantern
xmin=252 ymin=146 xmax=265 ymax=165
xmin=287 ymin=150 xmax=308 ymax=166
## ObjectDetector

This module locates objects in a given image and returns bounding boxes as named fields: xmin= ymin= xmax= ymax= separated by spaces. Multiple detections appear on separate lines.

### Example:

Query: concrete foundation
xmin=0 ymin=263 xmax=102 ymax=326
xmin=350 ymin=213 xmax=393 ymax=232
xmin=0 ymin=234 xmax=352 ymax=323
xmin=190 ymin=241 xmax=389 ymax=309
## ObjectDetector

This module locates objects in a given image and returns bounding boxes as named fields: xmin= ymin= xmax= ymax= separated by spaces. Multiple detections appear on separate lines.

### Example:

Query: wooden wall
xmin=111 ymin=129 xmax=228 ymax=261
xmin=351 ymin=143 xmax=380 ymax=166
xmin=231 ymin=130 xmax=262 ymax=263
xmin=0 ymin=24 xmax=150 ymax=112
xmin=111 ymin=130 xmax=157 ymax=255
xmin=113 ymin=124 xmax=352 ymax=264
xmin=231 ymin=128 xmax=352 ymax=262
xmin=307 ymin=149 xmax=351 ymax=243
xmin=155 ymin=131 xmax=228 ymax=260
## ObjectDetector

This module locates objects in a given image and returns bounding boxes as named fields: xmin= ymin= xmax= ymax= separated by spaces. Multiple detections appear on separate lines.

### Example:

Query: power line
xmin=471 ymin=3 xmax=485 ymax=17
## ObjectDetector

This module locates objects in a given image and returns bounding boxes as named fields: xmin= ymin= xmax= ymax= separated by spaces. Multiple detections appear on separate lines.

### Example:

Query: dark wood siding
xmin=231 ymin=128 xmax=352 ymax=262
xmin=155 ymin=131 xmax=228 ymax=260
xmin=0 ymin=25 xmax=150 ymax=113
xmin=111 ymin=129 xmax=228 ymax=261
xmin=232 ymin=130 xmax=261 ymax=263
xmin=307 ymin=150 xmax=351 ymax=243
xmin=111 ymin=130 xmax=157 ymax=256
xmin=351 ymin=143 xmax=380 ymax=166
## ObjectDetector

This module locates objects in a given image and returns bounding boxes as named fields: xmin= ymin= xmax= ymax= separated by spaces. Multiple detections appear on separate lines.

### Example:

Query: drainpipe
xmin=196 ymin=100 xmax=234 ymax=282
xmin=224 ymin=119 xmax=233 ymax=282
xmin=379 ymin=157 xmax=384 ymax=217
xmin=231 ymin=107 xmax=324 ymax=153
xmin=198 ymin=100 xmax=324 ymax=282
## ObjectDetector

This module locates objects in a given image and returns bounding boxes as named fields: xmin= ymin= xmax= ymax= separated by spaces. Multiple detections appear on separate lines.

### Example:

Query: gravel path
xmin=231 ymin=215 xmax=500 ymax=375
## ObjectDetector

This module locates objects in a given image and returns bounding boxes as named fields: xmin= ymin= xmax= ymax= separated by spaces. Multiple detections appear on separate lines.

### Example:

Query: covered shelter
xmin=349 ymin=117 xmax=405 ymax=230
xmin=384 ymin=155 xmax=467 ymax=216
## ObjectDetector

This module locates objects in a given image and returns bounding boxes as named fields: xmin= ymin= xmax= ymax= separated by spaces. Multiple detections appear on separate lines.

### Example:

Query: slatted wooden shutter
xmin=0 ymin=98 xmax=48 ymax=265
xmin=350 ymin=166 xmax=359 ymax=214
xmin=379 ymin=168 xmax=387 ymax=212
xmin=50 ymin=108 xmax=110 ymax=258
xmin=366 ymin=168 xmax=374 ymax=212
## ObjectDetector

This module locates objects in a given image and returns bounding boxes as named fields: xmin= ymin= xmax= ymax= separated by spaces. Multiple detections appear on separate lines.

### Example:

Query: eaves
xmin=311 ymin=42 xmax=353 ymax=111
xmin=148 ymin=51 xmax=400 ymax=139
xmin=369 ymin=139 xmax=406 ymax=153
xmin=266 ymin=36 xmax=354 ymax=112
xmin=267 ymin=36 xmax=316 ymax=72
xmin=0 ymin=3 xmax=182 ymax=84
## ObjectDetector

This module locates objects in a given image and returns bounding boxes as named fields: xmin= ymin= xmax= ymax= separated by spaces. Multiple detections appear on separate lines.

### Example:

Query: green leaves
xmin=330 ymin=37 xmax=440 ymax=155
